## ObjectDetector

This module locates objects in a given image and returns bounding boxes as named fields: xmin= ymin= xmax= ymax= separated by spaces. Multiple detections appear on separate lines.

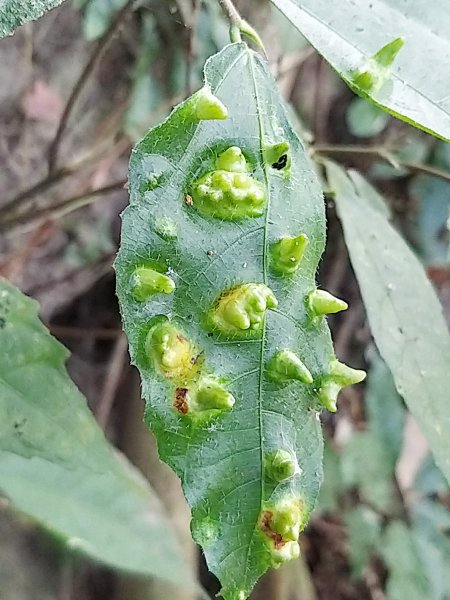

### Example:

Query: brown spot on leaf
xmin=174 ymin=387 xmax=189 ymax=414
xmin=260 ymin=510 xmax=285 ymax=549
xmin=185 ymin=194 xmax=193 ymax=207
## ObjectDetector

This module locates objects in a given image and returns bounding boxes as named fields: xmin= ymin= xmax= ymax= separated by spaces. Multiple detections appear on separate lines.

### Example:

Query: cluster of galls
xmin=130 ymin=96 xmax=366 ymax=571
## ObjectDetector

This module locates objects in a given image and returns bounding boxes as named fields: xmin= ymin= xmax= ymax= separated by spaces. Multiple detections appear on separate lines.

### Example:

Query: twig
xmin=0 ymin=179 xmax=127 ymax=232
xmin=48 ymin=324 xmax=123 ymax=340
xmin=217 ymin=0 xmax=241 ymax=27
xmin=0 ymin=140 xmax=126 ymax=222
xmin=312 ymin=143 xmax=450 ymax=183
xmin=47 ymin=0 xmax=135 ymax=172
xmin=97 ymin=333 xmax=129 ymax=429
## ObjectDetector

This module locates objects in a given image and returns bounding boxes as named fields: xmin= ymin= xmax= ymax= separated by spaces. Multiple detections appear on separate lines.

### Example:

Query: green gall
xmin=352 ymin=37 xmax=404 ymax=92
xmin=260 ymin=499 xmax=306 ymax=559
xmin=307 ymin=289 xmax=348 ymax=317
xmin=352 ymin=69 xmax=376 ymax=92
xmin=265 ymin=450 xmax=298 ymax=482
xmin=264 ymin=141 xmax=291 ymax=171
xmin=184 ymin=85 xmax=228 ymax=121
xmin=268 ymin=499 xmax=303 ymax=542
xmin=239 ymin=19 xmax=266 ymax=53
xmin=215 ymin=146 xmax=248 ymax=173
xmin=271 ymin=541 xmax=300 ymax=566
xmin=329 ymin=359 xmax=366 ymax=386
xmin=145 ymin=319 xmax=198 ymax=379
xmin=130 ymin=267 xmax=175 ymax=301
xmin=267 ymin=350 xmax=312 ymax=384
xmin=153 ymin=216 xmax=177 ymax=241
xmin=209 ymin=283 xmax=278 ymax=336
xmin=317 ymin=381 xmax=340 ymax=413
xmin=270 ymin=234 xmax=309 ymax=275
xmin=318 ymin=359 xmax=366 ymax=412
xmin=193 ymin=517 xmax=219 ymax=547
xmin=193 ymin=376 xmax=235 ymax=411
xmin=374 ymin=37 xmax=405 ymax=68
xmin=190 ymin=147 xmax=266 ymax=220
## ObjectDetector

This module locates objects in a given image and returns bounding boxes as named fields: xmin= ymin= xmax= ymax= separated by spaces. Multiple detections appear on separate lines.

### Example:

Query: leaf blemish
xmin=174 ymin=387 xmax=189 ymax=414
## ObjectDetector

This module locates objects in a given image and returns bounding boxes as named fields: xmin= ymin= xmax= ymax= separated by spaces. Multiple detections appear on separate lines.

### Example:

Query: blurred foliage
xmin=317 ymin=354 xmax=450 ymax=597
xmin=346 ymin=98 xmax=389 ymax=139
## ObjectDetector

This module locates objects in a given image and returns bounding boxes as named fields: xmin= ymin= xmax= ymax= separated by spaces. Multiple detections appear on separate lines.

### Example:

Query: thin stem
xmin=0 ymin=179 xmax=127 ymax=231
xmin=0 ymin=139 xmax=128 ymax=222
xmin=47 ymin=0 xmax=135 ymax=173
xmin=312 ymin=143 xmax=450 ymax=184
xmin=217 ymin=0 xmax=241 ymax=26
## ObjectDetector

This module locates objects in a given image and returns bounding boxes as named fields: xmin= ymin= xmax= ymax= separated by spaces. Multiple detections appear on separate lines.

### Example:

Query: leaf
xmin=0 ymin=277 xmax=193 ymax=588
xmin=270 ymin=0 xmax=450 ymax=141
xmin=381 ymin=521 xmax=431 ymax=600
xmin=364 ymin=356 xmax=405 ymax=466
xmin=116 ymin=42 xmax=363 ymax=599
xmin=411 ymin=500 xmax=450 ymax=599
xmin=0 ymin=0 xmax=67 ymax=37
xmin=327 ymin=161 xmax=450 ymax=488
xmin=344 ymin=506 xmax=381 ymax=580
xmin=341 ymin=431 xmax=395 ymax=512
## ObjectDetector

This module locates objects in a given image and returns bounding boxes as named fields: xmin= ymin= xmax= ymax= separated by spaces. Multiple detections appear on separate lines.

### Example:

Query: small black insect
xmin=272 ymin=154 xmax=288 ymax=170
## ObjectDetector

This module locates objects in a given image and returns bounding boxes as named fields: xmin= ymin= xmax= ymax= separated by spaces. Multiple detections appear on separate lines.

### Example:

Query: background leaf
xmin=0 ymin=0 xmax=67 ymax=37
xmin=327 ymin=161 xmax=450 ymax=487
xmin=0 ymin=277 xmax=193 ymax=588
xmin=116 ymin=42 xmax=337 ymax=599
xmin=270 ymin=0 xmax=450 ymax=140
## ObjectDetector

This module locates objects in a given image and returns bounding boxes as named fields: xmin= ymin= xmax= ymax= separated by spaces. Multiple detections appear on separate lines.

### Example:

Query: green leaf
xmin=341 ymin=431 xmax=395 ymax=512
xmin=0 ymin=277 xmax=193 ymax=588
xmin=316 ymin=442 xmax=342 ymax=514
xmin=327 ymin=161 xmax=450 ymax=488
xmin=270 ymin=0 xmax=450 ymax=141
xmin=411 ymin=500 xmax=450 ymax=599
xmin=382 ymin=521 xmax=431 ymax=600
xmin=344 ymin=506 xmax=381 ymax=580
xmin=365 ymin=356 xmax=405 ymax=466
xmin=0 ymin=0 xmax=67 ymax=37
xmin=116 ymin=43 xmax=363 ymax=599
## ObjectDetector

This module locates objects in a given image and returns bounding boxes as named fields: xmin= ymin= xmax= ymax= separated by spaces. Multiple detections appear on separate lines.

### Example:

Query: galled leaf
xmin=270 ymin=0 xmax=450 ymax=141
xmin=0 ymin=277 xmax=193 ymax=588
xmin=116 ymin=42 xmax=364 ymax=599
xmin=328 ymin=161 xmax=450 ymax=487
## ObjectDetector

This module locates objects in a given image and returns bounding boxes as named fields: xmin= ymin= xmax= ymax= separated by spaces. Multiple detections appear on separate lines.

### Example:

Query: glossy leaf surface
xmin=116 ymin=43 xmax=344 ymax=599
xmin=270 ymin=0 xmax=450 ymax=140
xmin=0 ymin=277 xmax=192 ymax=588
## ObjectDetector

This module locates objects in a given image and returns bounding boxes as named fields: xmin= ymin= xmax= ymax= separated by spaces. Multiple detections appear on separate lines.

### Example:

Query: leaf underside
xmin=0 ymin=0 xmax=67 ymax=37
xmin=270 ymin=0 xmax=450 ymax=141
xmin=328 ymin=162 xmax=450 ymax=488
xmin=0 ymin=277 xmax=191 ymax=587
xmin=116 ymin=43 xmax=336 ymax=599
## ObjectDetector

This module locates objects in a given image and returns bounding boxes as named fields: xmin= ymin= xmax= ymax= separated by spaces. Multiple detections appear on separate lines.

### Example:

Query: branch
xmin=47 ymin=0 xmax=135 ymax=172
xmin=312 ymin=143 xmax=450 ymax=184
xmin=217 ymin=0 xmax=241 ymax=27
xmin=0 ymin=179 xmax=127 ymax=232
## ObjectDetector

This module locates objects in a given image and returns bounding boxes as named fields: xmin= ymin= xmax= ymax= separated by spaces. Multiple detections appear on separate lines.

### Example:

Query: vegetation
xmin=1 ymin=1 xmax=450 ymax=599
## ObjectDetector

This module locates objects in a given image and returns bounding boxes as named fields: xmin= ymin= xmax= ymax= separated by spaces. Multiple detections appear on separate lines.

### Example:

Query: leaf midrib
xmin=246 ymin=49 xmax=269 ymax=583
